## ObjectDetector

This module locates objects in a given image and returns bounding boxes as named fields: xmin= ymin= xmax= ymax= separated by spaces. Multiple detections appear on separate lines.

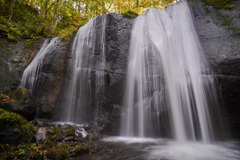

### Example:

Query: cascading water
xmin=121 ymin=0 xmax=220 ymax=143
xmin=21 ymin=37 xmax=61 ymax=94
xmin=100 ymin=1 xmax=240 ymax=160
xmin=60 ymin=16 xmax=106 ymax=124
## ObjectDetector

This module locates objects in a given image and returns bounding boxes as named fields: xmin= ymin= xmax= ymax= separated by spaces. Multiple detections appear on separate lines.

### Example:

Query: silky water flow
xmin=101 ymin=2 xmax=240 ymax=160
xmin=121 ymin=1 xmax=219 ymax=143
xmin=60 ymin=16 xmax=106 ymax=124
xmin=21 ymin=37 xmax=61 ymax=94
xmin=20 ymin=1 xmax=240 ymax=159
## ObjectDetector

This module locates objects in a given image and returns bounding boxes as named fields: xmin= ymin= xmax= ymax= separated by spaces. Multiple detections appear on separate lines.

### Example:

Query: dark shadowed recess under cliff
xmin=0 ymin=0 xmax=240 ymax=139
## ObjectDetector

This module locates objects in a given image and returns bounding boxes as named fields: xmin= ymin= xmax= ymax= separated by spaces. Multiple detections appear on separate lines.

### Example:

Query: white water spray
xmin=61 ymin=16 xmax=106 ymax=123
xmin=121 ymin=1 xmax=220 ymax=143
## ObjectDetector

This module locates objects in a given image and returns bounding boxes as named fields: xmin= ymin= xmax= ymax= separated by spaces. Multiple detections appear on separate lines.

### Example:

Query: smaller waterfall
xmin=121 ymin=1 xmax=221 ymax=143
xmin=60 ymin=16 xmax=106 ymax=124
xmin=21 ymin=37 xmax=61 ymax=94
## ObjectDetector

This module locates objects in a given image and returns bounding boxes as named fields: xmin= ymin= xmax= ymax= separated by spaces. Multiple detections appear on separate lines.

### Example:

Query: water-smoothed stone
xmin=36 ymin=127 xmax=47 ymax=143
xmin=64 ymin=136 xmax=75 ymax=141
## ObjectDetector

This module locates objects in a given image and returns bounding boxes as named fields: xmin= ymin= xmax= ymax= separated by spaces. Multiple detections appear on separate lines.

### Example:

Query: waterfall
xmin=121 ymin=1 xmax=220 ymax=142
xmin=21 ymin=37 xmax=61 ymax=94
xmin=60 ymin=16 xmax=106 ymax=124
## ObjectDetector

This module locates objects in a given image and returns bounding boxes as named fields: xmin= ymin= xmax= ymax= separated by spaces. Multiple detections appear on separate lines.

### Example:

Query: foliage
xmin=0 ymin=143 xmax=43 ymax=160
xmin=0 ymin=109 xmax=35 ymax=143
xmin=0 ymin=87 xmax=28 ymax=104
xmin=122 ymin=10 xmax=138 ymax=18
xmin=0 ymin=94 xmax=17 ymax=103
xmin=204 ymin=0 xmax=234 ymax=9
xmin=24 ymin=39 xmax=39 ymax=48
xmin=59 ymin=25 xmax=78 ymax=40
xmin=63 ymin=125 xmax=76 ymax=137
xmin=0 ymin=0 xmax=44 ymax=41
xmin=0 ymin=121 xmax=101 ymax=159
xmin=0 ymin=0 xmax=176 ymax=41
xmin=71 ymin=144 xmax=89 ymax=155
xmin=8 ymin=87 xmax=28 ymax=101
xmin=47 ymin=126 xmax=62 ymax=142
xmin=45 ymin=143 xmax=70 ymax=160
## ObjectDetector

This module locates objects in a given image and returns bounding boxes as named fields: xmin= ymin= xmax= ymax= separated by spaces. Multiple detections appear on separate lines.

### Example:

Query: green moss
xmin=0 ymin=87 xmax=29 ymax=104
xmin=45 ymin=143 xmax=69 ymax=160
xmin=204 ymin=0 xmax=234 ymax=9
xmin=71 ymin=144 xmax=89 ymax=155
xmin=41 ymin=140 xmax=56 ymax=150
xmin=234 ymin=32 xmax=240 ymax=37
xmin=9 ymin=87 xmax=28 ymax=101
xmin=222 ymin=18 xmax=232 ymax=26
xmin=219 ymin=16 xmax=239 ymax=36
xmin=63 ymin=125 xmax=76 ymax=137
xmin=0 ymin=143 xmax=43 ymax=160
xmin=24 ymin=39 xmax=38 ymax=49
xmin=122 ymin=10 xmax=138 ymax=18
xmin=0 ymin=109 xmax=34 ymax=143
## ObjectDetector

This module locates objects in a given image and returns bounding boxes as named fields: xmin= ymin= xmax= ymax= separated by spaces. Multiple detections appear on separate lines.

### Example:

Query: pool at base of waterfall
xmin=75 ymin=137 xmax=240 ymax=160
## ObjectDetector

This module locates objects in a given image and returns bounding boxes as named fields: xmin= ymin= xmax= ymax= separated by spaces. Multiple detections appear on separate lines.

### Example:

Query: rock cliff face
xmin=99 ymin=14 xmax=133 ymax=134
xmin=0 ymin=0 xmax=239 ymax=138
xmin=190 ymin=0 xmax=240 ymax=138
xmin=57 ymin=14 xmax=133 ymax=135
xmin=0 ymin=39 xmax=43 ymax=94
xmin=33 ymin=40 xmax=68 ymax=119
xmin=0 ymin=38 xmax=67 ymax=120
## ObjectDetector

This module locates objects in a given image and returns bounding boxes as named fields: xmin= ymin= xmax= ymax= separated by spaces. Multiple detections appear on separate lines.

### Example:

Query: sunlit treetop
xmin=0 ymin=0 xmax=178 ymax=40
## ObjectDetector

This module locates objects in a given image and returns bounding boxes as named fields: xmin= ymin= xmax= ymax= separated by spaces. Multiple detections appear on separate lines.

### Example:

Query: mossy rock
xmin=0 ymin=109 xmax=35 ymax=144
xmin=8 ymin=86 xmax=28 ymax=101
xmin=203 ymin=0 xmax=234 ymax=9
xmin=0 ymin=143 xmax=44 ymax=160
xmin=71 ymin=144 xmax=89 ymax=155
xmin=0 ymin=87 xmax=36 ymax=120
xmin=47 ymin=126 xmax=62 ymax=142
xmin=45 ymin=143 xmax=69 ymax=160
xmin=62 ymin=125 xmax=76 ymax=137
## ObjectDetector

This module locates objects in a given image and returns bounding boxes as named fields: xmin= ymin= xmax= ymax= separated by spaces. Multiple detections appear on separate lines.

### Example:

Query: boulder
xmin=0 ymin=87 xmax=36 ymax=120
xmin=36 ymin=127 xmax=47 ymax=143
xmin=0 ymin=109 xmax=35 ymax=144
xmin=31 ymin=41 xmax=68 ymax=119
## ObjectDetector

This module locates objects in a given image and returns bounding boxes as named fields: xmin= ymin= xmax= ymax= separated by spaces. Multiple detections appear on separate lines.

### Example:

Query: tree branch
xmin=45 ymin=0 xmax=60 ymax=17
xmin=95 ymin=0 xmax=109 ymax=14
xmin=9 ymin=0 xmax=16 ymax=21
